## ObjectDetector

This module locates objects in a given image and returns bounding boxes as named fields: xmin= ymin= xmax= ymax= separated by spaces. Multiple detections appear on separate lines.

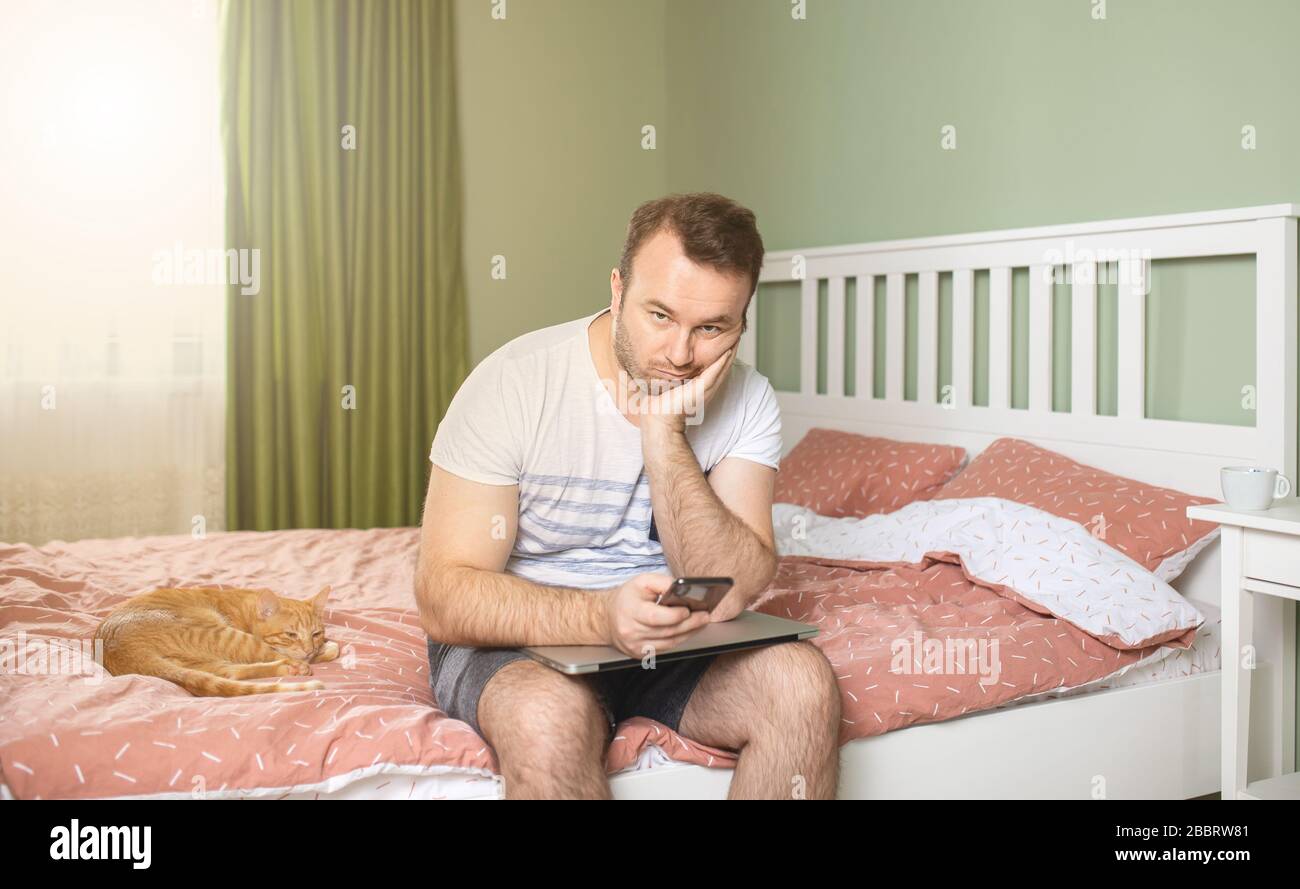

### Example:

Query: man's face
xmin=610 ymin=230 xmax=750 ymax=389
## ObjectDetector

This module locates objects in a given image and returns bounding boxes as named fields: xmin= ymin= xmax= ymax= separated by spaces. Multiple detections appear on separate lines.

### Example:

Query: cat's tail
xmin=146 ymin=657 xmax=323 ymax=697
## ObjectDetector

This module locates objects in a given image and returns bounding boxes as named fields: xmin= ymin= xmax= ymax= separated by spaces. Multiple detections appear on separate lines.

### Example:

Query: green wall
xmin=666 ymin=0 xmax=1298 ymax=243
xmin=453 ymin=0 xmax=667 ymax=362
xmin=664 ymin=0 xmax=1296 ymax=426
xmin=456 ymin=0 xmax=1297 ymax=420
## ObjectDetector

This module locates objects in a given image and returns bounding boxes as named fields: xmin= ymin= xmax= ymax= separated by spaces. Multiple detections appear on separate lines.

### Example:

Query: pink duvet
xmin=0 ymin=525 xmax=1186 ymax=799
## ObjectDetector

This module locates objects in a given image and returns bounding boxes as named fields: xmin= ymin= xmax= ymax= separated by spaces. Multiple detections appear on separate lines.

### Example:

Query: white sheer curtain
xmin=0 ymin=1 xmax=226 ymax=544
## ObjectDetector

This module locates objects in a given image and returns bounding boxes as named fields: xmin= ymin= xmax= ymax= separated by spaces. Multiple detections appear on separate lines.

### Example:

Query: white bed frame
xmin=610 ymin=204 xmax=1299 ymax=800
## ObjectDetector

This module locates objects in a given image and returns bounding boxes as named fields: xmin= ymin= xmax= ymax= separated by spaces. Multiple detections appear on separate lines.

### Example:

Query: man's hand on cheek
xmin=638 ymin=346 xmax=736 ymax=440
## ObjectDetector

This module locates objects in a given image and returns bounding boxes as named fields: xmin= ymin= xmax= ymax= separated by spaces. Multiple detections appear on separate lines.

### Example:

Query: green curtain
xmin=220 ymin=0 xmax=468 ymax=530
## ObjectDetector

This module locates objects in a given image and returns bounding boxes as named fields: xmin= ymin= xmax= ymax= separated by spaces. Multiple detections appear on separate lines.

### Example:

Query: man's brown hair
xmin=617 ymin=192 xmax=765 ymax=331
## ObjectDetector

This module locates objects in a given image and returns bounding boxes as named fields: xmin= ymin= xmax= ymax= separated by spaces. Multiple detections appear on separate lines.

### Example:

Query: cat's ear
xmin=312 ymin=585 xmax=332 ymax=614
xmin=256 ymin=589 xmax=280 ymax=620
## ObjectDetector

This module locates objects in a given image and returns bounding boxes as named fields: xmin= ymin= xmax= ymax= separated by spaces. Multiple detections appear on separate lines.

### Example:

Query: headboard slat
xmin=1070 ymin=261 xmax=1097 ymax=416
xmin=951 ymin=268 xmax=974 ymax=408
xmin=989 ymin=266 xmax=1012 ymax=409
xmin=799 ymin=273 xmax=817 ymax=395
xmin=885 ymin=272 xmax=905 ymax=401
xmin=1028 ymin=264 xmax=1053 ymax=412
xmin=917 ymin=270 xmax=938 ymax=405
xmin=826 ymin=276 xmax=846 ymax=397
xmin=854 ymin=274 xmax=874 ymax=398
xmin=1117 ymin=258 xmax=1147 ymax=420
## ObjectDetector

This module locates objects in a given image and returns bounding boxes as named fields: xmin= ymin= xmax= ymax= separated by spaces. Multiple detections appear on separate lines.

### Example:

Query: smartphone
xmin=655 ymin=576 xmax=734 ymax=612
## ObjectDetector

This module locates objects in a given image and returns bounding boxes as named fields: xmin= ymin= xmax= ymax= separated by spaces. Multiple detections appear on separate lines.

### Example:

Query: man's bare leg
xmin=677 ymin=641 xmax=841 ymax=799
xmin=476 ymin=659 xmax=612 ymax=799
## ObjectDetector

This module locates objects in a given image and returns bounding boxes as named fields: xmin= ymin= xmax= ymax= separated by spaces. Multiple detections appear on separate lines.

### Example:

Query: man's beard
xmin=611 ymin=310 xmax=689 ymax=394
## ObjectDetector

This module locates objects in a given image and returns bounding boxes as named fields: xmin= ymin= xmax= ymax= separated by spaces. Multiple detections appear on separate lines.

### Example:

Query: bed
xmin=2 ymin=204 xmax=1296 ymax=799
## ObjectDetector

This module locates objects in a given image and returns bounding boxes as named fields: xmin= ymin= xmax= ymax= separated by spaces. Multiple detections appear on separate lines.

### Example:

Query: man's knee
xmin=476 ymin=659 xmax=609 ymax=761
xmin=756 ymin=641 xmax=841 ymax=723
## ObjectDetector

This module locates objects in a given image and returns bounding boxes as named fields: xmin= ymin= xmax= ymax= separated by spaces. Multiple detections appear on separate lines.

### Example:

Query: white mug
xmin=1220 ymin=466 xmax=1292 ymax=510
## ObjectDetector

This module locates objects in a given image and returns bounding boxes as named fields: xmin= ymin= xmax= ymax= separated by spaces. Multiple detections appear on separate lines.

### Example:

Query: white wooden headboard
xmin=740 ymin=204 xmax=1298 ymax=614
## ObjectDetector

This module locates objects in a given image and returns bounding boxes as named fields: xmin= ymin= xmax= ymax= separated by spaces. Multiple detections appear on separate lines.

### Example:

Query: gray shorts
xmin=426 ymin=637 xmax=716 ymax=741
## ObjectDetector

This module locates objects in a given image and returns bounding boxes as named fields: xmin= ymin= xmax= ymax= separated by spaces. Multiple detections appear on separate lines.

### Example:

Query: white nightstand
xmin=1187 ymin=499 xmax=1300 ymax=800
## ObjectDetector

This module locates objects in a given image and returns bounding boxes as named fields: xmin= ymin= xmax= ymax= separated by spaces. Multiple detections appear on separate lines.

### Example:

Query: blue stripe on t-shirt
xmin=521 ymin=473 xmax=647 ymax=494
xmin=521 ymin=511 xmax=652 ymax=538
xmin=513 ymin=522 xmax=659 ymax=555
xmin=509 ymin=554 xmax=666 ymax=575
xmin=542 ymin=498 xmax=651 ymax=515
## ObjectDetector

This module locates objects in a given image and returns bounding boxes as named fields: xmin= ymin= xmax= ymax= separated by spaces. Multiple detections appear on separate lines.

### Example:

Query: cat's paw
xmin=277 ymin=659 xmax=312 ymax=676
xmin=316 ymin=640 xmax=340 ymax=662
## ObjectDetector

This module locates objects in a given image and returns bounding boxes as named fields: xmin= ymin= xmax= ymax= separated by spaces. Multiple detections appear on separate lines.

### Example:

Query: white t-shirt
xmin=429 ymin=308 xmax=783 ymax=589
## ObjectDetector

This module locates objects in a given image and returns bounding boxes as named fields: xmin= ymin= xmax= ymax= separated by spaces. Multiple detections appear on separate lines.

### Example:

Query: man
xmin=415 ymin=192 xmax=840 ymax=799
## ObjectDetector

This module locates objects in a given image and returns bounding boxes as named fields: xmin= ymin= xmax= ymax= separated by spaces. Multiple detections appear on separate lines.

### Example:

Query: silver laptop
xmin=522 ymin=610 xmax=818 ymax=674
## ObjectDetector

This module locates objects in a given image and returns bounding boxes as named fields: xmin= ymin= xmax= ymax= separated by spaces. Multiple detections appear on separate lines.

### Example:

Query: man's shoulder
xmin=726 ymin=357 xmax=777 ymax=407
xmin=480 ymin=311 xmax=597 ymax=368
xmin=693 ymin=356 xmax=778 ymax=434
xmin=457 ymin=311 xmax=598 ymax=400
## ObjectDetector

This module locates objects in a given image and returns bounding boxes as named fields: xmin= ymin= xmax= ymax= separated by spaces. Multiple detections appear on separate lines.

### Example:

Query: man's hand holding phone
xmin=603 ymin=574 xmax=730 ymax=659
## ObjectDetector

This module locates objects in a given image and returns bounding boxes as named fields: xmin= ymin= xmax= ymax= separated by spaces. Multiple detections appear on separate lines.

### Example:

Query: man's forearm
xmin=417 ymin=564 xmax=610 ymax=648
xmin=641 ymin=425 xmax=777 ymax=614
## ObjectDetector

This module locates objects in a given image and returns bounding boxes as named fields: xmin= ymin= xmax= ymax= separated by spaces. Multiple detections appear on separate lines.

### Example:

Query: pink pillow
xmin=931 ymin=437 xmax=1220 ymax=580
xmin=774 ymin=429 xmax=967 ymax=518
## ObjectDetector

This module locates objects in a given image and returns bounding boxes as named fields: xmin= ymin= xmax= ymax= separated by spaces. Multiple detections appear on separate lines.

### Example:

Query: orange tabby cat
xmin=95 ymin=585 xmax=340 ymax=696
